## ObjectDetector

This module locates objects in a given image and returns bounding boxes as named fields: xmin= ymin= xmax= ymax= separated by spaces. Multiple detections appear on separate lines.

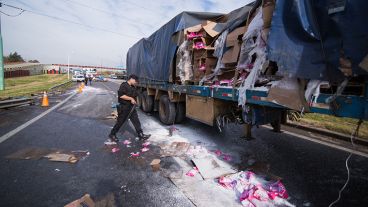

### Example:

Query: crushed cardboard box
xmin=64 ymin=194 xmax=95 ymax=207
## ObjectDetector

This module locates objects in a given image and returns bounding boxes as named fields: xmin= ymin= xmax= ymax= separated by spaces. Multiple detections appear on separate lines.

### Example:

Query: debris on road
xmin=111 ymin=147 xmax=120 ymax=153
xmin=142 ymin=141 xmax=150 ymax=147
xmin=45 ymin=153 xmax=78 ymax=163
xmin=168 ymin=126 xmax=179 ymax=136
xmin=186 ymin=145 xmax=209 ymax=158
xmin=6 ymin=147 xmax=53 ymax=160
xmin=123 ymin=140 xmax=132 ymax=145
xmin=218 ymin=171 xmax=294 ymax=207
xmin=64 ymin=194 xmax=95 ymax=207
xmin=105 ymin=110 xmax=118 ymax=119
xmin=160 ymin=142 xmax=190 ymax=157
xmin=104 ymin=139 xmax=118 ymax=146
xmin=130 ymin=152 xmax=140 ymax=157
xmin=141 ymin=147 xmax=149 ymax=152
xmin=192 ymin=156 xmax=236 ymax=179
xmin=55 ymin=168 xmax=61 ymax=172
xmin=150 ymin=159 xmax=161 ymax=172
xmin=185 ymin=167 xmax=199 ymax=177
xmin=6 ymin=147 xmax=89 ymax=164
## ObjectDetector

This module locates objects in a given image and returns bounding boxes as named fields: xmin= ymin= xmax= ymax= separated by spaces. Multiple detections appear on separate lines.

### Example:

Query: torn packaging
xmin=192 ymin=156 xmax=236 ymax=179
xmin=160 ymin=142 xmax=190 ymax=157
xmin=266 ymin=77 xmax=310 ymax=112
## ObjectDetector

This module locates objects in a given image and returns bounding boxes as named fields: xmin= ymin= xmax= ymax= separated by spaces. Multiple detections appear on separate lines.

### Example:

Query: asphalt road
xmin=0 ymin=80 xmax=367 ymax=207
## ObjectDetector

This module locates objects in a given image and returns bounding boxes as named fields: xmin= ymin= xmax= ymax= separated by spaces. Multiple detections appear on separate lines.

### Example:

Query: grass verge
xmin=0 ymin=74 xmax=69 ymax=99
xmin=299 ymin=113 xmax=368 ymax=139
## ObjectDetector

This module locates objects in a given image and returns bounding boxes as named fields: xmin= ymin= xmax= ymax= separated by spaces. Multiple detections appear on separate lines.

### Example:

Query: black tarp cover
xmin=267 ymin=0 xmax=368 ymax=81
xmin=126 ymin=5 xmax=254 ymax=82
xmin=126 ymin=12 xmax=223 ymax=82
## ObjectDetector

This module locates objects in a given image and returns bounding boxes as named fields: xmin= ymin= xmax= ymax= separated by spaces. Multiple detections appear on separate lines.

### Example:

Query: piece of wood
xmin=64 ymin=194 xmax=95 ymax=207
xmin=45 ymin=153 xmax=78 ymax=163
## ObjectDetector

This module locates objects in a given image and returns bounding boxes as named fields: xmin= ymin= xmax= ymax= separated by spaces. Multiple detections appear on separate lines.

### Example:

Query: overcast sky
xmin=1 ymin=0 xmax=252 ymax=67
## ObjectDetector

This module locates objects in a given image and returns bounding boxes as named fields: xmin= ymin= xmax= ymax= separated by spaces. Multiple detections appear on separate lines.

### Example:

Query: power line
xmin=0 ymin=2 xmax=25 ymax=17
xmin=0 ymin=9 xmax=24 ymax=17
xmin=0 ymin=2 xmax=140 ymax=39
xmin=62 ymin=0 xmax=153 ymax=27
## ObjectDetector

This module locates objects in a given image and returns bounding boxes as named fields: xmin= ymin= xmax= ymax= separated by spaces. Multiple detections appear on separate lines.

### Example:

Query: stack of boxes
xmin=184 ymin=23 xmax=218 ymax=83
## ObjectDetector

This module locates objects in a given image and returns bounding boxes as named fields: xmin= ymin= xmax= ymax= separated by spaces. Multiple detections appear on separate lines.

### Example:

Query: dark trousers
xmin=110 ymin=104 xmax=142 ymax=135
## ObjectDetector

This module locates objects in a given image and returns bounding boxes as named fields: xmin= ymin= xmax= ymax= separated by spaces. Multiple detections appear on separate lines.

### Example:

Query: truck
xmin=126 ymin=0 xmax=368 ymax=138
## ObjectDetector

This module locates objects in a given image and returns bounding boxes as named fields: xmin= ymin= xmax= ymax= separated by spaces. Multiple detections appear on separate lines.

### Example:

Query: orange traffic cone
xmin=41 ymin=91 xmax=49 ymax=107
xmin=77 ymin=85 xmax=82 ymax=93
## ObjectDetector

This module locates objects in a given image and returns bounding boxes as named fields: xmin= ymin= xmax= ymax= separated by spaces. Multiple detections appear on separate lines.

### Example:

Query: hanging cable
xmin=0 ymin=2 xmax=140 ymax=39
xmin=328 ymin=119 xmax=363 ymax=207
xmin=0 ymin=8 xmax=25 ymax=17
xmin=61 ymin=0 xmax=153 ymax=27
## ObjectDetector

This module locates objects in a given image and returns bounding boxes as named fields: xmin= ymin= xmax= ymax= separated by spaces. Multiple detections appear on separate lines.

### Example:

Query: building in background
xmin=4 ymin=63 xmax=44 ymax=78
xmin=3 ymin=63 xmax=126 ymax=78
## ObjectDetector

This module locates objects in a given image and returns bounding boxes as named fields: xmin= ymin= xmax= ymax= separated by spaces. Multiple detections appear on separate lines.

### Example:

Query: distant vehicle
xmin=110 ymin=74 xmax=118 ymax=79
xmin=95 ymin=75 xmax=107 ymax=82
xmin=72 ymin=75 xmax=85 ymax=82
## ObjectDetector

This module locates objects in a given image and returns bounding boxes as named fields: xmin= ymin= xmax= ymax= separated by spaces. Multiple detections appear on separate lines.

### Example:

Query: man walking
xmin=109 ymin=74 xmax=150 ymax=143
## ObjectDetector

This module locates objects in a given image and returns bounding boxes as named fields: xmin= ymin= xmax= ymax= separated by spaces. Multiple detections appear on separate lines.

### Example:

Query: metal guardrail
xmin=0 ymin=98 xmax=34 ymax=109
xmin=49 ymin=80 xmax=72 ymax=90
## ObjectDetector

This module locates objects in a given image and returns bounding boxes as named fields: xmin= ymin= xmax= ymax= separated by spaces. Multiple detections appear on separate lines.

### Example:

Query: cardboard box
xmin=202 ymin=21 xmax=220 ymax=37
xmin=225 ymin=26 xmax=247 ymax=47
xmin=222 ymin=43 xmax=241 ymax=64
xmin=64 ymin=194 xmax=95 ymax=207
xmin=186 ymin=95 xmax=232 ymax=126
xmin=221 ymin=26 xmax=247 ymax=64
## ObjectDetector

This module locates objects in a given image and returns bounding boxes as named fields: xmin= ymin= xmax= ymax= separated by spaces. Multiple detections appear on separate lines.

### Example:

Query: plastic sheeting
xmin=237 ymin=8 xmax=267 ymax=107
xmin=176 ymin=40 xmax=193 ymax=83
xmin=267 ymin=0 xmax=368 ymax=81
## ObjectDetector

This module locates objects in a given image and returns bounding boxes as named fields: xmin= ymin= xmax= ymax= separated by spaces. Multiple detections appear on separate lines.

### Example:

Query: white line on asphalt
xmin=0 ymin=92 xmax=77 ymax=144
xmin=262 ymin=125 xmax=368 ymax=158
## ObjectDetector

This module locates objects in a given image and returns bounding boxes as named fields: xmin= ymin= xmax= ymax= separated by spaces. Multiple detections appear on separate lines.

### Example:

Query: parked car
xmin=72 ymin=75 xmax=85 ymax=82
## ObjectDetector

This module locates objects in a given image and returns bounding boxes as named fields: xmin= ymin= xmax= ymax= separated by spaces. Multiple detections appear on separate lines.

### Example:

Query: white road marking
xmin=0 ymin=92 xmax=77 ymax=144
xmin=262 ymin=125 xmax=368 ymax=158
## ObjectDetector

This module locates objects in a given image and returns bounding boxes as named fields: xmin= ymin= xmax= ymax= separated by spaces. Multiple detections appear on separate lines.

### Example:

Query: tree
xmin=28 ymin=59 xmax=40 ymax=63
xmin=3 ymin=52 xmax=25 ymax=63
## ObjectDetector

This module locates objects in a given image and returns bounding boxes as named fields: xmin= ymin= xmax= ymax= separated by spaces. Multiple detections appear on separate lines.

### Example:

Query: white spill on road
xmin=136 ymin=114 xmax=245 ymax=207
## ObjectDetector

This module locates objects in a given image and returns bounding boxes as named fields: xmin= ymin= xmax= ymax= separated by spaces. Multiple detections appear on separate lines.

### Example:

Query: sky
xmin=1 ymin=0 xmax=252 ymax=67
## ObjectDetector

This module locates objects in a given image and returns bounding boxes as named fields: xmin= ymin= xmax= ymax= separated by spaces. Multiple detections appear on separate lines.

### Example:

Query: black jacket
xmin=117 ymin=82 xmax=139 ymax=105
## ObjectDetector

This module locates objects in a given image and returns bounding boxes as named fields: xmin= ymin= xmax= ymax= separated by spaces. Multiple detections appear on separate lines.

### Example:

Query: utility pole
xmin=67 ymin=54 xmax=70 ymax=80
xmin=0 ymin=3 xmax=5 ymax=91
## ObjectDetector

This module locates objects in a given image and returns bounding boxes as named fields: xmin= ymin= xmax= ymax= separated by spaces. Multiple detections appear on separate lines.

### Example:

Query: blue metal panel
xmin=212 ymin=87 xmax=238 ymax=101
xmin=310 ymin=94 xmax=368 ymax=120
xmin=186 ymin=86 xmax=211 ymax=97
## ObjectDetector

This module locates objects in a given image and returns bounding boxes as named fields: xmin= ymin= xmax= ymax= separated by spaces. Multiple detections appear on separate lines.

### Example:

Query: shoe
xmin=109 ymin=134 xmax=119 ymax=142
xmin=138 ymin=132 xmax=151 ymax=140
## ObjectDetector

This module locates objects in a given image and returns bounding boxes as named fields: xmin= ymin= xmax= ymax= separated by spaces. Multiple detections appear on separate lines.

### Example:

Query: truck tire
xmin=142 ymin=91 xmax=154 ymax=112
xmin=137 ymin=93 xmax=143 ymax=109
xmin=271 ymin=118 xmax=281 ymax=133
xmin=175 ymin=102 xmax=186 ymax=123
xmin=159 ymin=95 xmax=176 ymax=125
